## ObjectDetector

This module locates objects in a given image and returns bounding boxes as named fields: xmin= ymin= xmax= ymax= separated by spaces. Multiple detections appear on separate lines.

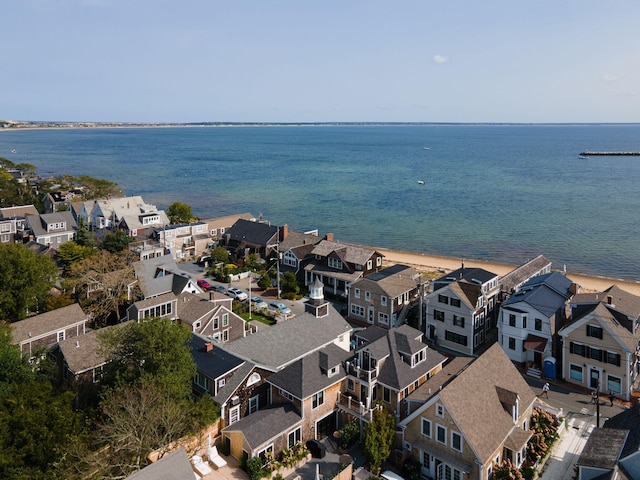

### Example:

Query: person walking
xmin=591 ymin=390 xmax=598 ymax=404
xmin=542 ymin=382 xmax=550 ymax=399
xmin=609 ymin=391 xmax=615 ymax=406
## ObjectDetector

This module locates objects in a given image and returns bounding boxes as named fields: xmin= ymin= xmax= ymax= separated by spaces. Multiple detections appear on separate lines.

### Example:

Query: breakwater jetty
xmin=580 ymin=151 xmax=640 ymax=156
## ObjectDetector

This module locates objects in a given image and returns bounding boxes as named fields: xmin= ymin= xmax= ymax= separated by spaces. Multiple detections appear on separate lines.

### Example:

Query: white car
xmin=269 ymin=301 xmax=291 ymax=315
xmin=227 ymin=287 xmax=248 ymax=301
xmin=250 ymin=296 xmax=268 ymax=309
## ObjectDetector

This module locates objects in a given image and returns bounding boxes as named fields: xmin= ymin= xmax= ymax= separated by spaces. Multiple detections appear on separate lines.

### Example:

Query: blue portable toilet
xmin=544 ymin=357 xmax=556 ymax=379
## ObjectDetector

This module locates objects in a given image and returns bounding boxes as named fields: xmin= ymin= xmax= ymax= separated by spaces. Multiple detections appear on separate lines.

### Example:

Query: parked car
xmin=269 ymin=301 xmax=291 ymax=315
xmin=227 ymin=287 xmax=248 ymax=301
xmin=197 ymin=279 xmax=212 ymax=291
xmin=250 ymin=296 xmax=268 ymax=309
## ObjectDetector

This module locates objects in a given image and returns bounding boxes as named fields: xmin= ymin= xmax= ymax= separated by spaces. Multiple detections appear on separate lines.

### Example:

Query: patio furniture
xmin=206 ymin=446 xmax=228 ymax=469
xmin=191 ymin=454 xmax=213 ymax=477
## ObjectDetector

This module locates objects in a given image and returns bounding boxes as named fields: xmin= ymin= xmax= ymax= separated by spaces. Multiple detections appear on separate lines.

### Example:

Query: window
xmin=288 ymin=427 xmax=301 ymax=448
xmin=246 ymin=372 xmax=261 ymax=386
xmin=607 ymin=375 xmax=622 ymax=394
xmin=436 ymin=403 xmax=444 ymax=418
xmin=445 ymin=330 xmax=468 ymax=346
xmin=279 ymin=389 xmax=294 ymax=401
xmin=508 ymin=337 xmax=516 ymax=350
xmin=312 ymin=391 xmax=324 ymax=409
xmin=249 ymin=395 xmax=259 ymax=414
xmin=328 ymin=257 xmax=343 ymax=270
xmin=587 ymin=324 xmax=603 ymax=339
xmin=223 ymin=329 xmax=229 ymax=342
xmin=436 ymin=424 xmax=447 ymax=444
xmin=229 ymin=405 xmax=240 ymax=425
xmin=367 ymin=260 xmax=372 ymax=270
xmin=453 ymin=315 xmax=465 ymax=328
xmin=383 ymin=387 xmax=391 ymax=403
xmin=570 ymin=342 xmax=586 ymax=357
xmin=422 ymin=451 xmax=430 ymax=469
xmin=588 ymin=347 xmax=603 ymax=362
xmin=434 ymin=309 xmax=445 ymax=322
xmin=450 ymin=298 xmax=461 ymax=308
xmin=223 ymin=314 xmax=229 ymax=327
xmin=348 ymin=379 xmax=355 ymax=391
xmin=606 ymin=351 xmax=621 ymax=366
xmin=535 ymin=318 xmax=542 ymax=331
xmin=195 ymin=373 xmax=209 ymax=390
xmin=354 ymin=288 xmax=360 ymax=299
xmin=351 ymin=304 xmax=365 ymax=317
xmin=570 ymin=364 xmax=584 ymax=383
xmin=509 ymin=314 xmax=516 ymax=327
xmin=381 ymin=296 xmax=387 ymax=306
xmin=451 ymin=431 xmax=462 ymax=452
xmin=365 ymin=291 xmax=371 ymax=301
xmin=57 ymin=331 xmax=65 ymax=342
xmin=376 ymin=257 xmax=382 ymax=266
xmin=218 ymin=378 xmax=225 ymax=389
xmin=438 ymin=294 xmax=449 ymax=305
xmin=523 ymin=316 xmax=527 ymax=328
xmin=421 ymin=418 xmax=431 ymax=437
xmin=378 ymin=313 xmax=389 ymax=325
xmin=213 ymin=317 xmax=219 ymax=329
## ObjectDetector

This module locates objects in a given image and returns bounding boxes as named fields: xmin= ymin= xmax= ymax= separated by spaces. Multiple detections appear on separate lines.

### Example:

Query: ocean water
xmin=1 ymin=124 xmax=639 ymax=282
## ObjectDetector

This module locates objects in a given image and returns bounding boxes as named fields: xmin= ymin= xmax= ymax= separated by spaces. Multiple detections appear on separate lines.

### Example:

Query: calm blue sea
xmin=1 ymin=124 xmax=639 ymax=281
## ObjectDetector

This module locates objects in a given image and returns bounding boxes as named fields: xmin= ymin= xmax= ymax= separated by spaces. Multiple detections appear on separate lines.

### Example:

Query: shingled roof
xmin=11 ymin=303 xmax=88 ymax=346
xmin=222 ymin=404 xmax=302 ymax=451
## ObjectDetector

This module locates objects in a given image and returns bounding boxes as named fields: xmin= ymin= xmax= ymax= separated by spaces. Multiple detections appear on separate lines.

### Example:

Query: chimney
xmin=281 ymin=224 xmax=289 ymax=240
xmin=205 ymin=341 xmax=213 ymax=353
xmin=325 ymin=232 xmax=334 ymax=242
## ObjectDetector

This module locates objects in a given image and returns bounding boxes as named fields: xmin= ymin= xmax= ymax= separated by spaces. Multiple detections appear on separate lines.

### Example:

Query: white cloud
xmin=601 ymin=73 xmax=618 ymax=82
xmin=433 ymin=54 xmax=448 ymax=64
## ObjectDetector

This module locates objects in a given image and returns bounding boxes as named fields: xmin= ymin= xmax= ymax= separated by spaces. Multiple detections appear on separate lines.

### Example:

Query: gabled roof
xmin=119 ymin=210 xmax=169 ymax=232
xmin=190 ymin=333 xmax=244 ymax=382
xmin=225 ymin=219 xmax=279 ymax=246
xmin=213 ymin=361 xmax=257 ymax=405
xmin=434 ymin=266 xmax=498 ymax=289
xmin=125 ymin=447 xmax=194 ymax=480
xmin=11 ymin=303 xmax=88 ymax=345
xmin=133 ymin=256 xmax=196 ymax=297
xmin=58 ymin=323 xmax=125 ymax=374
xmin=503 ymin=272 xmax=573 ymax=318
xmin=572 ymin=285 xmax=640 ymax=320
xmin=560 ymin=302 xmax=639 ymax=352
xmin=442 ymin=281 xmax=483 ymax=309
xmin=310 ymin=240 xmax=380 ymax=266
xmin=278 ymin=230 xmax=324 ymax=252
xmin=176 ymin=292 xmax=218 ymax=324
xmin=603 ymin=404 xmax=640 ymax=459
xmin=403 ymin=343 xmax=536 ymax=463
xmin=222 ymin=404 xmax=302 ymax=451
xmin=577 ymin=428 xmax=629 ymax=470
xmin=353 ymin=264 xmax=420 ymax=297
xmin=0 ymin=204 xmax=38 ymax=218
xmin=26 ymin=210 xmax=77 ymax=237
xmin=267 ymin=343 xmax=351 ymax=399
xmin=220 ymin=306 xmax=352 ymax=371
xmin=498 ymin=255 xmax=552 ymax=293
xmin=357 ymin=325 xmax=448 ymax=390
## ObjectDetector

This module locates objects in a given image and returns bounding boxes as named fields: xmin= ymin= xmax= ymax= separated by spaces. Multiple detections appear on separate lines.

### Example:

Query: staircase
xmin=396 ymin=302 xmax=411 ymax=326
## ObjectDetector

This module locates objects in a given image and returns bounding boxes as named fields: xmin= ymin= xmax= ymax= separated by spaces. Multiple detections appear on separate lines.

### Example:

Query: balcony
xmin=336 ymin=392 xmax=376 ymax=422
xmin=346 ymin=362 xmax=377 ymax=383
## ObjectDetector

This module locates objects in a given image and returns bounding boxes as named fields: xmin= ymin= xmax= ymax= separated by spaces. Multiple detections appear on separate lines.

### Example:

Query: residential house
xmin=219 ymin=281 xmax=352 ymax=460
xmin=25 ymin=210 xmax=77 ymax=248
xmin=222 ymin=218 xmax=279 ymax=260
xmin=425 ymin=266 xmax=500 ymax=356
xmin=558 ymin=285 xmax=640 ymax=402
xmin=126 ymin=292 xmax=180 ymax=322
xmin=204 ymin=212 xmax=255 ymax=248
xmin=498 ymin=272 xmax=578 ymax=378
xmin=125 ymin=447 xmax=195 ymax=480
xmin=152 ymin=221 xmax=210 ymax=260
xmin=132 ymin=255 xmax=202 ymax=300
xmin=0 ymin=204 xmax=35 ymax=244
xmin=0 ymin=204 xmax=38 ymax=219
xmin=176 ymin=291 xmax=251 ymax=343
xmin=348 ymin=264 xmax=422 ymax=329
xmin=497 ymin=255 xmax=552 ymax=302
xmin=268 ymin=342 xmax=353 ymax=441
xmin=399 ymin=343 xmax=537 ymax=480
xmin=10 ymin=303 xmax=89 ymax=357
xmin=278 ymin=224 xmax=326 ymax=279
xmin=574 ymin=428 xmax=633 ymax=480
xmin=190 ymin=333 xmax=246 ymax=399
xmin=83 ymin=196 xmax=169 ymax=235
xmin=304 ymin=239 xmax=384 ymax=297
xmin=43 ymin=189 xmax=82 ymax=213
xmin=338 ymin=324 xmax=447 ymax=423
xmin=0 ymin=217 xmax=19 ymax=243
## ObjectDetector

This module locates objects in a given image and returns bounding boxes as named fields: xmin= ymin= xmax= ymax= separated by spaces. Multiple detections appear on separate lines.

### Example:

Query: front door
xmin=316 ymin=410 xmax=337 ymax=439
xmin=590 ymin=368 xmax=600 ymax=390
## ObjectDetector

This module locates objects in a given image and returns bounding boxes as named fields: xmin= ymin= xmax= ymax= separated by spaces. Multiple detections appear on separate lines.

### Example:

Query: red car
xmin=197 ymin=279 xmax=212 ymax=291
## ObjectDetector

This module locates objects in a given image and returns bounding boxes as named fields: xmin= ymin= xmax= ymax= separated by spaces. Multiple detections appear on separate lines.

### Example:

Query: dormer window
xmin=328 ymin=365 xmax=339 ymax=377
xmin=328 ymin=257 xmax=343 ymax=270
xmin=513 ymin=398 xmax=519 ymax=422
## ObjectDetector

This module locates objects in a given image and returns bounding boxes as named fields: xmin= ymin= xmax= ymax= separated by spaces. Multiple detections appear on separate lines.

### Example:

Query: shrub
xmin=338 ymin=421 xmax=360 ymax=450
xmin=245 ymin=456 xmax=265 ymax=480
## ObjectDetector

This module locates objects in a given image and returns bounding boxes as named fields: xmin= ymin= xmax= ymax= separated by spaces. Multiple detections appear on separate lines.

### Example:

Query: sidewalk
xmin=538 ymin=417 xmax=593 ymax=480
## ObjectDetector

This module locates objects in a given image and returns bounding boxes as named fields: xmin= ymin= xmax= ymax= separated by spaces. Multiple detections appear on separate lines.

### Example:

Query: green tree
xmin=66 ymin=175 xmax=121 ymax=200
xmin=362 ymin=407 xmax=396 ymax=475
xmin=166 ymin=201 xmax=194 ymax=224
xmin=75 ymin=217 xmax=95 ymax=247
xmin=100 ymin=230 xmax=133 ymax=253
xmin=211 ymin=246 xmax=229 ymax=263
xmin=0 ymin=322 xmax=33 ymax=391
xmin=100 ymin=317 xmax=196 ymax=400
xmin=258 ymin=271 xmax=272 ymax=290
xmin=0 ymin=243 xmax=57 ymax=321
xmin=280 ymin=271 xmax=300 ymax=297
xmin=57 ymin=241 xmax=96 ymax=274
xmin=0 ymin=164 xmax=38 ymax=208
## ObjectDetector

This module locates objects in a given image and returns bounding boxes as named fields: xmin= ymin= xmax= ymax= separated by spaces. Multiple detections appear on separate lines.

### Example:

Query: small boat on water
xmin=579 ymin=154 xmax=589 ymax=159
xmin=423 ymin=147 xmax=430 ymax=150
xmin=417 ymin=180 xmax=425 ymax=185
xmin=11 ymin=149 xmax=17 ymax=154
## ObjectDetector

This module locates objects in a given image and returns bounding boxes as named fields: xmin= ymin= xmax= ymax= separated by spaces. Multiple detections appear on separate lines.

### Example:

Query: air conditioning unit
xmin=231 ymin=396 xmax=240 ymax=406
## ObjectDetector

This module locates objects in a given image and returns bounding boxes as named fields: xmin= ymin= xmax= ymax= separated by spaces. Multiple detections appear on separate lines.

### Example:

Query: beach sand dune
xmin=374 ymin=247 xmax=640 ymax=296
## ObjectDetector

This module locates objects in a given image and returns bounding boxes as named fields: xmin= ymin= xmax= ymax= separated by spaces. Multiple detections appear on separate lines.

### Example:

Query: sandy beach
xmin=374 ymin=247 xmax=640 ymax=296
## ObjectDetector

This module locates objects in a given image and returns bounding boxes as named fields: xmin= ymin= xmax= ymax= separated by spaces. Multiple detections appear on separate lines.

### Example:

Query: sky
xmin=3 ymin=0 xmax=640 ymax=123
